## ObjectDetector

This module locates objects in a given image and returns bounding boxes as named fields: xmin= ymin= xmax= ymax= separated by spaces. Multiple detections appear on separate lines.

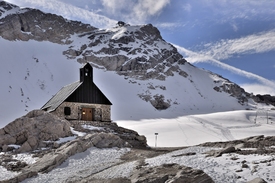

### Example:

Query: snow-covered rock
xmin=0 ymin=1 xmax=95 ymax=43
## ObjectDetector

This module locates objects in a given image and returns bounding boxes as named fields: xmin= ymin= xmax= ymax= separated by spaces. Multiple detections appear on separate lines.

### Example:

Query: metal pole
xmin=267 ymin=110 xmax=269 ymax=124
xmin=255 ymin=110 xmax=257 ymax=124
xmin=155 ymin=133 xmax=158 ymax=147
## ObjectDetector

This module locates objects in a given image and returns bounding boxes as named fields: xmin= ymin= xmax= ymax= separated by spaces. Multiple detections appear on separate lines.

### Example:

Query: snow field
xmin=0 ymin=152 xmax=38 ymax=181
xmin=0 ymin=38 xmax=80 ymax=127
xmin=117 ymin=110 xmax=275 ymax=147
xmin=145 ymin=146 xmax=275 ymax=183
xmin=0 ymin=166 xmax=20 ymax=181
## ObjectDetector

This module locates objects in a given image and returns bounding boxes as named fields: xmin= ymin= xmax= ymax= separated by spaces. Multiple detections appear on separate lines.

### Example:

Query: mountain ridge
xmin=0 ymin=1 xmax=95 ymax=43
xmin=0 ymin=1 xmax=274 ymax=126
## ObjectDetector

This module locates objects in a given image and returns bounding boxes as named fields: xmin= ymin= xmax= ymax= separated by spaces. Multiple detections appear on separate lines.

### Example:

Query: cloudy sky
xmin=6 ymin=0 xmax=275 ymax=95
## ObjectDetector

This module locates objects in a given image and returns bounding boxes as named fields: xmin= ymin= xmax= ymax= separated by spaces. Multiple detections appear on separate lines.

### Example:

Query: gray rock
xmin=253 ymin=94 xmax=275 ymax=106
xmin=150 ymin=94 xmax=171 ymax=110
xmin=131 ymin=163 xmax=214 ymax=183
xmin=70 ymin=121 xmax=148 ymax=148
xmin=214 ymin=82 xmax=250 ymax=105
xmin=2 ymin=144 xmax=9 ymax=152
xmin=19 ymin=141 xmax=32 ymax=153
xmin=246 ymin=177 xmax=267 ymax=183
xmin=205 ymin=146 xmax=236 ymax=157
xmin=0 ymin=110 xmax=72 ymax=152
xmin=136 ymin=135 xmax=146 ymax=142
xmin=0 ymin=5 xmax=95 ymax=43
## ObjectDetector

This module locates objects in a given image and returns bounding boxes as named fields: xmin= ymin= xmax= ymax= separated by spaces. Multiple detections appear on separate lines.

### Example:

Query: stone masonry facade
xmin=52 ymin=102 xmax=111 ymax=122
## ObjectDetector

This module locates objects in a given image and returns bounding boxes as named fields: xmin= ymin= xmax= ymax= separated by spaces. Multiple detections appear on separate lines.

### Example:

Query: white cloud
xmin=177 ymin=29 xmax=275 ymax=95
xmin=174 ymin=44 xmax=275 ymax=94
xmin=7 ymin=0 xmax=117 ymax=28
xmin=99 ymin=0 xmax=171 ymax=24
xmin=200 ymin=30 xmax=275 ymax=60
xmin=202 ymin=0 xmax=275 ymax=21
xmin=155 ymin=22 xmax=184 ymax=29
xmin=240 ymin=83 xmax=275 ymax=95
xmin=100 ymin=0 xmax=133 ymax=14
xmin=182 ymin=3 xmax=191 ymax=12
xmin=133 ymin=0 xmax=170 ymax=19
xmin=230 ymin=22 xmax=238 ymax=32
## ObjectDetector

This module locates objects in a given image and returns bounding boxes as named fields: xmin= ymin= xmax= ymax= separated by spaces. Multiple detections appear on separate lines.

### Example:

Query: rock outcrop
xmin=0 ymin=1 xmax=17 ymax=16
xmin=64 ymin=23 xmax=188 ymax=81
xmin=201 ymin=135 xmax=275 ymax=166
xmin=213 ymin=77 xmax=252 ymax=105
xmin=82 ymin=163 xmax=214 ymax=183
xmin=130 ymin=163 xmax=214 ymax=183
xmin=247 ymin=177 xmax=267 ymax=183
xmin=0 ymin=110 xmax=72 ymax=153
xmin=0 ymin=2 xmax=95 ymax=43
xmin=71 ymin=121 xmax=147 ymax=148
xmin=253 ymin=94 xmax=275 ymax=107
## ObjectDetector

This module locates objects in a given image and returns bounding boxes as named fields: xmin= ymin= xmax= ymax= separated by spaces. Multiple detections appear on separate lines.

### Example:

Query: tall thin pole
xmin=267 ymin=110 xmax=269 ymax=124
xmin=155 ymin=133 xmax=158 ymax=147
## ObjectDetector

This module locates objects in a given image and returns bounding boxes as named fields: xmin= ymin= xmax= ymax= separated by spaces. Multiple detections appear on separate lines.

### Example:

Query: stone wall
xmin=51 ymin=102 xmax=111 ymax=122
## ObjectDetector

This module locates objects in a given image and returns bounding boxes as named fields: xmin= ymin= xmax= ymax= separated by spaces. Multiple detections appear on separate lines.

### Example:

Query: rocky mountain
xmin=0 ymin=1 xmax=95 ymax=43
xmin=0 ymin=1 xmax=274 ymax=125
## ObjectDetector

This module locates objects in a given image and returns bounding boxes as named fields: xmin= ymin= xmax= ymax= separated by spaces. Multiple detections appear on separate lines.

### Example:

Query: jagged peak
xmin=0 ymin=3 xmax=96 ymax=43
xmin=105 ymin=23 xmax=162 ymax=41
xmin=0 ymin=1 xmax=18 ymax=10
xmin=0 ymin=1 xmax=27 ymax=19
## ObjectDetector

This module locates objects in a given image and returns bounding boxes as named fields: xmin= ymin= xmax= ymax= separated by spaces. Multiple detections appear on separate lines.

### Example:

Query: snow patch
xmin=82 ymin=124 xmax=105 ymax=131
xmin=70 ymin=127 xmax=86 ymax=137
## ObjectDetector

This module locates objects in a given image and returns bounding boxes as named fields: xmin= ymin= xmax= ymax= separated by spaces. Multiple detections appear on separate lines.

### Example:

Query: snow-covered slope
xmin=0 ymin=38 xmax=79 ymax=126
xmin=117 ymin=109 xmax=275 ymax=147
xmin=0 ymin=2 xmax=273 ymax=128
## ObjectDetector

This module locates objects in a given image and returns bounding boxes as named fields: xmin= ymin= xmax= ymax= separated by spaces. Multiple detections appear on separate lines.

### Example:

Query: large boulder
xmin=0 ymin=110 xmax=72 ymax=152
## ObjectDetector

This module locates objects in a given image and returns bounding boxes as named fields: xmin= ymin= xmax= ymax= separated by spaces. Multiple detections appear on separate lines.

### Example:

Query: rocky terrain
xmin=0 ymin=110 xmax=212 ymax=183
xmin=0 ymin=110 xmax=274 ymax=183
xmin=253 ymin=94 xmax=275 ymax=107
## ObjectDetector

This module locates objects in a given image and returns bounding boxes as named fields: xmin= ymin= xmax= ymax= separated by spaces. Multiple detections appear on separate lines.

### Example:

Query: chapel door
xmin=81 ymin=108 xmax=93 ymax=121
